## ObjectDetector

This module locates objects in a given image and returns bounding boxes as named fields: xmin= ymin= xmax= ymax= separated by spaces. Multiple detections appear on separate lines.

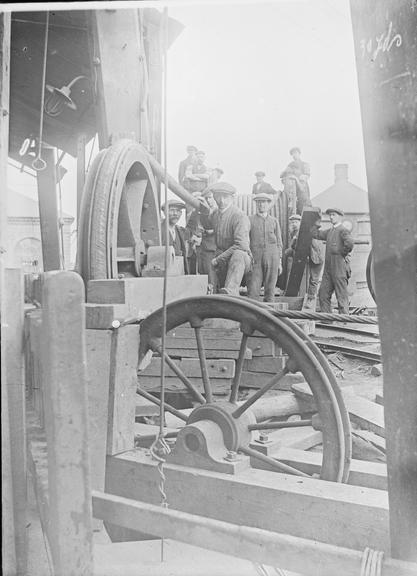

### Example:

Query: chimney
xmin=334 ymin=163 xmax=348 ymax=182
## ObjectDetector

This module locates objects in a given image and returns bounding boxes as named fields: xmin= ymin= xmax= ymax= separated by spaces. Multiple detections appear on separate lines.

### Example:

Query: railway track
xmin=313 ymin=340 xmax=381 ymax=362
xmin=315 ymin=323 xmax=380 ymax=339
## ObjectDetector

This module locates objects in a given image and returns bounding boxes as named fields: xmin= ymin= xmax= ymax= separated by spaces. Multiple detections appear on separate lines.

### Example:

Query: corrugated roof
xmin=312 ymin=180 xmax=369 ymax=214
xmin=7 ymin=189 xmax=74 ymax=220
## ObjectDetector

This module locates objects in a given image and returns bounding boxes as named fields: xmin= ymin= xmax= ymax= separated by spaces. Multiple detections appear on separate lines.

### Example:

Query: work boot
xmin=219 ymin=287 xmax=232 ymax=295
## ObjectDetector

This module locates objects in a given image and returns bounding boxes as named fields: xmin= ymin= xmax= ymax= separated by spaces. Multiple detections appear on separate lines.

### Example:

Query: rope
xmin=262 ymin=306 xmax=378 ymax=325
xmin=360 ymin=548 xmax=384 ymax=576
xmin=32 ymin=12 xmax=50 ymax=171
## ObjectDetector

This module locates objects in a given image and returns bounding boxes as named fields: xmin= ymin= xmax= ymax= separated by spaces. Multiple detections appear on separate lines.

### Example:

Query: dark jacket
xmin=249 ymin=214 xmax=282 ymax=257
xmin=252 ymin=181 xmax=277 ymax=195
xmin=161 ymin=223 xmax=190 ymax=274
xmin=314 ymin=224 xmax=353 ymax=277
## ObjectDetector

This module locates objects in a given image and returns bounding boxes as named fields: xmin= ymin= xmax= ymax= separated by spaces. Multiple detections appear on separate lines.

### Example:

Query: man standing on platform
xmin=252 ymin=171 xmax=277 ymax=195
xmin=281 ymin=147 xmax=312 ymax=214
xmin=199 ymin=182 xmax=252 ymax=296
xmin=312 ymin=208 xmax=354 ymax=314
xmin=184 ymin=150 xmax=211 ymax=196
xmin=247 ymin=193 xmax=282 ymax=302
xmin=161 ymin=200 xmax=190 ymax=274
xmin=178 ymin=145 xmax=197 ymax=189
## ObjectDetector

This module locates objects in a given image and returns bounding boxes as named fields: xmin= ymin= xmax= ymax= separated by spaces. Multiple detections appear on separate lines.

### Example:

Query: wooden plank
xmin=247 ymin=336 xmax=282 ymax=357
xmin=106 ymin=450 xmax=390 ymax=552
xmin=292 ymin=382 xmax=385 ymax=437
xmin=243 ymin=356 xmax=287 ymax=373
xmin=250 ymin=427 xmax=322 ymax=455
xmin=40 ymin=271 xmax=93 ymax=574
xmin=164 ymin=336 xmax=243 ymax=351
xmin=87 ymin=276 xmax=208 ymax=319
xmin=353 ymin=429 xmax=386 ymax=453
xmin=169 ymin=327 xmax=242 ymax=340
xmin=107 ymin=325 xmax=141 ymax=455
xmin=140 ymin=357 xmax=235 ymax=379
xmin=4 ymin=269 xmax=27 ymax=575
xmin=135 ymin=395 xmax=160 ymax=418
xmin=250 ymin=447 xmax=388 ymax=490
xmin=241 ymin=371 xmax=305 ymax=390
xmin=85 ymin=303 xmax=129 ymax=329
xmin=138 ymin=375 xmax=232 ymax=395
xmin=36 ymin=147 xmax=61 ymax=271
xmin=285 ymin=207 xmax=321 ymax=297
xmin=161 ymin=348 xmax=252 ymax=360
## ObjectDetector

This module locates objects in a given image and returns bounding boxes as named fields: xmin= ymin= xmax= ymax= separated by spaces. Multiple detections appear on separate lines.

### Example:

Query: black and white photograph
xmin=1 ymin=1 xmax=416 ymax=575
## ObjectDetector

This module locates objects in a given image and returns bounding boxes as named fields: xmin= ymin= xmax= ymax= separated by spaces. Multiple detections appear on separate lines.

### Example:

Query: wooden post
xmin=36 ymin=146 xmax=61 ymax=271
xmin=350 ymin=0 xmax=417 ymax=561
xmin=1 ymin=12 xmax=17 ymax=576
xmin=41 ymin=271 xmax=93 ymax=575
xmin=4 ymin=269 xmax=27 ymax=575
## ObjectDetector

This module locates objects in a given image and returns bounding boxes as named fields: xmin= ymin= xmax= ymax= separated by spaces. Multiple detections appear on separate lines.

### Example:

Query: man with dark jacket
xmin=281 ymin=147 xmax=312 ymax=214
xmin=161 ymin=200 xmax=190 ymax=274
xmin=178 ymin=145 xmax=197 ymax=189
xmin=286 ymin=213 xmax=324 ymax=308
xmin=199 ymin=182 xmax=251 ymax=295
xmin=312 ymin=208 xmax=354 ymax=314
xmin=252 ymin=171 xmax=277 ymax=195
xmin=247 ymin=193 xmax=282 ymax=302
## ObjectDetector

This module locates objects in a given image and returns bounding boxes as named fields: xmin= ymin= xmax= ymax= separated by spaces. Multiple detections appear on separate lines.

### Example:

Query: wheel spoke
xmin=151 ymin=340 xmax=206 ymax=404
xmin=239 ymin=445 xmax=310 ymax=477
xmin=136 ymin=388 xmax=188 ymax=422
xmin=229 ymin=332 xmax=249 ymax=403
xmin=194 ymin=326 xmax=213 ymax=403
xmin=232 ymin=366 xmax=289 ymax=419
xmin=248 ymin=419 xmax=313 ymax=431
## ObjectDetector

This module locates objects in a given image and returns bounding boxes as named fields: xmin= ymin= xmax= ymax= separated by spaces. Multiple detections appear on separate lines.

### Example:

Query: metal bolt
xmin=224 ymin=450 xmax=238 ymax=462
xmin=257 ymin=433 xmax=270 ymax=444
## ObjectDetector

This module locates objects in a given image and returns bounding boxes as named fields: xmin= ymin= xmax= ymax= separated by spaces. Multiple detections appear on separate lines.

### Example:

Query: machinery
xmin=2 ymin=3 xmax=417 ymax=575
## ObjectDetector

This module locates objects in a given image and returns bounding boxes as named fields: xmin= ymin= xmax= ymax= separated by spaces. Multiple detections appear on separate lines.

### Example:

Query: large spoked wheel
xmin=77 ymin=139 xmax=161 ymax=282
xmin=138 ymin=296 xmax=351 ymax=482
xmin=366 ymin=249 xmax=376 ymax=303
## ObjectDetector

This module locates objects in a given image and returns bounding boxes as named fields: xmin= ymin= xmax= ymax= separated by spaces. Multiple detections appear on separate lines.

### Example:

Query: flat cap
xmin=289 ymin=146 xmax=301 ymax=155
xmin=253 ymin=192 xmax=273 ymax=202
xmin=162 ymin=199 xmax=186 ymax=211
xmin=206 ymin=181 xmax=236 ymax=196
xmin=186 ymin=145 xmax=197 ymax=152
xmin=325 ymin=207 xmax=344 ymax=216
xmin=196 ymin=150 xmax=206 ymax=155
xmin=288 ymin=214 xmax=301 ymax=221
xmin=255 ymin=171 xmax=265 ymax=177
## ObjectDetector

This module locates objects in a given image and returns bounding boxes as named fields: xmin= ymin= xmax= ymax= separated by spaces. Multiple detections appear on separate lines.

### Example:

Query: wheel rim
xmin=366 ymin=249 xmax=376 ymax=303
xmin=138 ymin=295 xmax=350 ymax=482
xmin=77 ymin=139 xmax=161 ymax=281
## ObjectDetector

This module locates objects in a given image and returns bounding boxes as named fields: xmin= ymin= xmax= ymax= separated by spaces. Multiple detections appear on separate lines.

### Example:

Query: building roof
xmin=7 ymin=189 xmax=74 ymax=221
xmin=312 ymin=164 xmax=369 ymax=214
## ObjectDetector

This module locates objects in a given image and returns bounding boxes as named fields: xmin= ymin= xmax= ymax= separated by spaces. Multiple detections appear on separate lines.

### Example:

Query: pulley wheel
xmin=77 ymin=139 xmax=161 ymax=281
xmin=366 ymin=249 xmax=376 ymax=303
xmin=138 ymin=295 xmax=351 ymax=482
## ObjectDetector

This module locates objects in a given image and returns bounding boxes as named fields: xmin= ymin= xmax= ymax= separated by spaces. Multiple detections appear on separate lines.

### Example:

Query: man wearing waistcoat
xmin=312 ymin=207 xmax=354 ymax=314
xmin=161 ymin=200 xmax=190 ymax=274
xmin=247 ymin=193 xmax=283 ymax=302
xmin=199 ymin=181 xmax=252 ymax=296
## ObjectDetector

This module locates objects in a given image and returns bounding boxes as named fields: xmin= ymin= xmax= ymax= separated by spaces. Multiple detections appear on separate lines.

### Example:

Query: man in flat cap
xmin=178 ymin=145 xmax=197 ymax=189
xmin=199 ymin=182 xmax=251 ymax=295
xmin=252 ymin=171 xmax=277 ymax=196
xmin=312 ymin=207 xmax=354 ymax=314
xmin=184 ymin=150 xmax=211 ymax=196
xmin=247 ymin=193 xmax=282 ymax=302
xmin=281 ymin=147 xmax=312 ymax=214
xmin=161 ymin=200 xmax=190 ymax=274
xmin=285 ymin=213 xmax=324 ymax=308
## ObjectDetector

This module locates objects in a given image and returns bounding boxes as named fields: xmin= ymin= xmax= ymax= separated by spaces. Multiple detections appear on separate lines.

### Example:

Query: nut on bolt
xmin=224 ymin=450 xmax=238 ymax=462
xmin=257 ymin=433 xmax=270 ymax=444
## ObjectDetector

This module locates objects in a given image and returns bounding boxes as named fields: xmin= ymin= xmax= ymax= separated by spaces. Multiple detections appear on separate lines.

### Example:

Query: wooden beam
xmin=106 ymin=450 xmax=390 ymax=552
xmin=251 ymin=447 xmax=387 ymax=490
xmin=92 ymin=490 xmax=417 ymax=576
xmin=36 ymin=147 xmax=61 ymax=271
xmin=1 ymin=14 xmax=17 ymax=575
xmin=4 ymin=269 xmax=27 ymax=575
xmin=349 ymin=2 xmax=417 ymax=559
xmin=40 ymin=271 xmax=93 ymax=574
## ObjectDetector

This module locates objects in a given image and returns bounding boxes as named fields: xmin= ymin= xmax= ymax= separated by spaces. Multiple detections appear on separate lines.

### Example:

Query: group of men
xmin=161 ymin=144 xmax=354 ymax=314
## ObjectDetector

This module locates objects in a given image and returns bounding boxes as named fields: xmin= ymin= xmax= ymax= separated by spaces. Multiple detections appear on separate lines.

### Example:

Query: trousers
xmin=197 ymin=248 xmax=217 ymax=288
xmin=319 ymin=267 xmax=349 ymax=314
xmin=307 ymin=261 xmax=324 ymax=298
xmin=247 ymin=249 xmax=280 ymax=302
xmin=214 ymin=250 xmax=252 ymax=296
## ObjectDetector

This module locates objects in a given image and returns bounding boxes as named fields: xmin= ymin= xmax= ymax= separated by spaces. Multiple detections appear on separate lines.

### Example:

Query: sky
xmin=8 ymin=0 xmax=368 ymax=221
